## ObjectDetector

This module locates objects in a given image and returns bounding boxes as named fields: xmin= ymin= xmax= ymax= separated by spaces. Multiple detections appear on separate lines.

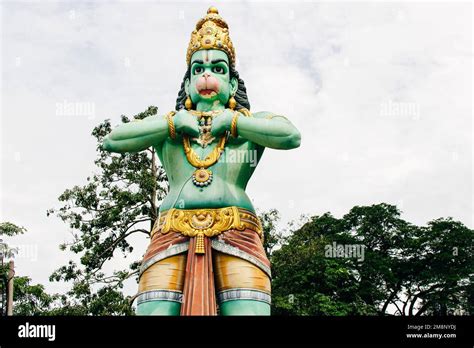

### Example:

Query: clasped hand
xmin=173 ymin=109 xmax=235 ymax=138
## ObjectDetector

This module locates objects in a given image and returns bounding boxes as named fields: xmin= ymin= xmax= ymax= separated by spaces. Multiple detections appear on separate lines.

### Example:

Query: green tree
xmin=0 ymin=222 xmax=26 ymax=315
xmin=271 ymin=203 xmax=473 ymax=316
xmin=402 ymin=218 xmax=473 ymax=315
xmin=47 ymin=106 xmax=166 ymax=315
xmin=271 ymin=211 xmax=375 ymax=315
xmin=11 ymin=275 xmax=133 ymax=316
xmin=12 ymin=276 xmax=55 ymax=315
xmin=260 ymin=208 xmax=283 ymax=256
xmin=0 ymin=222 xmax=26 ymax=237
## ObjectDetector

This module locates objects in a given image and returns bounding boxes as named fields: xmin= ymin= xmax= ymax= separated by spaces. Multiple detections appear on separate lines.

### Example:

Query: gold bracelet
xmin=239 ymin=108 xmax=252 ymax=117
xmin=166 ymin=111 xmax=176 ymax=139
xmin=230 ymin=111 xmax=239 ymax=138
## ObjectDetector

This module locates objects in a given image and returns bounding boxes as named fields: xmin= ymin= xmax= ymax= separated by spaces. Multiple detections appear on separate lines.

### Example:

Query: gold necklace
xmin=183 ymin=135 xmax=226 ymax=187
xmin=189 ymin=109 xmax=224 ymax=117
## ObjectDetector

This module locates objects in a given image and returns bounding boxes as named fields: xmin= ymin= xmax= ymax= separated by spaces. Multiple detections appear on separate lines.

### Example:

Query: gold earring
xmin=228 ymin=96 xmax=237 ymax=110
xmin=185 ymin=96 xmax=192 ymax=110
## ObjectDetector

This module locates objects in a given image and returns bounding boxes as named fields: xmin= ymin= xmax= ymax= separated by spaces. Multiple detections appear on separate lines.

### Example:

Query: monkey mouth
xmin=198 ymin=88 xmax=217 ymax=97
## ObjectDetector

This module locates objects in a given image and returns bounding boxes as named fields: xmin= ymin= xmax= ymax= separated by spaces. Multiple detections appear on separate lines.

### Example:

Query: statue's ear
xmin=230 ymin=77 xmax=238 ymax=96
xmin=184 ymin=78 xmax=190 ymax=95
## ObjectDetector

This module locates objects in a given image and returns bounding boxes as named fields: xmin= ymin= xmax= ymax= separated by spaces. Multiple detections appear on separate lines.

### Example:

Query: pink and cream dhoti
xmin=137 ymin=206 xmax=271 ymax=315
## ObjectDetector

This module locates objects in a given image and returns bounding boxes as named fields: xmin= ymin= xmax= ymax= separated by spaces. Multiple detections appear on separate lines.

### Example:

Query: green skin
xmin=103 ymin=50 xmax=301 ymax=315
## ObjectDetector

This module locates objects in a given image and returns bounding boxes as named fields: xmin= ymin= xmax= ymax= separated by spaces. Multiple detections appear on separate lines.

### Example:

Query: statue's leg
xmin=219 ymin=299 xmax=270 ymax=315
xmin=213 ymin=251 xmax=271 ymax=316
xmin=136 ymin=253 xmax=186 ymax=316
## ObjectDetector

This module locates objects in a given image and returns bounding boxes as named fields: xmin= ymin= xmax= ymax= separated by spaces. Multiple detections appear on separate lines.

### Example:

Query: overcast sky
xmin=1 ymin=1 xmax=472 ymax=297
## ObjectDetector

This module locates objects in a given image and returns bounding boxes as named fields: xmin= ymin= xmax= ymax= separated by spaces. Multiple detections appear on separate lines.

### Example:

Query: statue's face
xmin=185 ymin=49 xmax=237 ymax=108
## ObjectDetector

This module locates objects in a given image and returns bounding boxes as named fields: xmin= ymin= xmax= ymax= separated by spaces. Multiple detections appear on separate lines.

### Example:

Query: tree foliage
xmin=260 ymin=208 xmax=283 ymax=256
xmin=0 ymin=222 xmax=26 ymax=237
xmin=0 ymin=222 xmax=26 ymax=315
xmin=10 ymin=275 xmax=134 ymax=316
xmin=270 ymin=203 xmax=473 ymax=316
xmin=47 ymin=106 xmax=167 ymax=315
xmin=12 ymin=276 xmax=54 ymax=315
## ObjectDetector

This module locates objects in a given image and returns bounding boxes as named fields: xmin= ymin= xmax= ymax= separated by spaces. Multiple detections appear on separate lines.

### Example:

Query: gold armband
xmin=166 ymin=111 xmax=176 ymax=139
xmin=239 ymin=108 xmax=252 ymax=117
xmin=230 ymin=111 xmax=239 ymax=138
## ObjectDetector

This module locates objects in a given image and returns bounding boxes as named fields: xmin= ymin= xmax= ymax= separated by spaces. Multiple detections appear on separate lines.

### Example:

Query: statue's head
xmin=176 ymin=7 xmax=250 ymax=111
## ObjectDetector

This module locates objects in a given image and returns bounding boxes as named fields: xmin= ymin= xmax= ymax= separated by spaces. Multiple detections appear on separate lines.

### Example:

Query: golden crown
xmin=186 ymin=7 xmax=236 ymax=66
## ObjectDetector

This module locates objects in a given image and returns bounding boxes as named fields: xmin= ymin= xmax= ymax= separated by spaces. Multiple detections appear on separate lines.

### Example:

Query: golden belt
xmin=152 ymin=206 xmax=262 ymax=254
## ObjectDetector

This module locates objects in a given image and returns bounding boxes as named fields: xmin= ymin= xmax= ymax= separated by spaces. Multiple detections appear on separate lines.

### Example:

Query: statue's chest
xmin=190 ymin=136 xmax=253 ymax=164
xmin=163 ymin=136 xmax=254 ymax=167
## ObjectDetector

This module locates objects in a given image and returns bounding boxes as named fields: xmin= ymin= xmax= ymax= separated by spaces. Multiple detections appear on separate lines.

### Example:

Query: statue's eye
xmin=193 ymin=67 xmax=204 ymax=75
xmin=212 ymin=66 xmax=225 ymax=74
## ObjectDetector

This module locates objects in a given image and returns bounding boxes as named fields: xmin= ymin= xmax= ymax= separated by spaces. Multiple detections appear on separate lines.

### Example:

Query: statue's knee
xmin=136 ymin=300 xmax=181 ymax=316
xmin=219 ymin=299 xmax=270 ymax=316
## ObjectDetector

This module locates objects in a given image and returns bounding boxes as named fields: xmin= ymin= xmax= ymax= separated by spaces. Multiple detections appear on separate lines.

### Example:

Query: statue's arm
xmin=236 ymin=111 xmax=301 ymax=149
xmin=102 ymin=115 xmax=170 ymax=153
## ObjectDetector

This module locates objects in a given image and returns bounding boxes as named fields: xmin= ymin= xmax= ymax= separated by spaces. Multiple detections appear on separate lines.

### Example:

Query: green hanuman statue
xmin=103 ymin=7 xmax=300 ymax=315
